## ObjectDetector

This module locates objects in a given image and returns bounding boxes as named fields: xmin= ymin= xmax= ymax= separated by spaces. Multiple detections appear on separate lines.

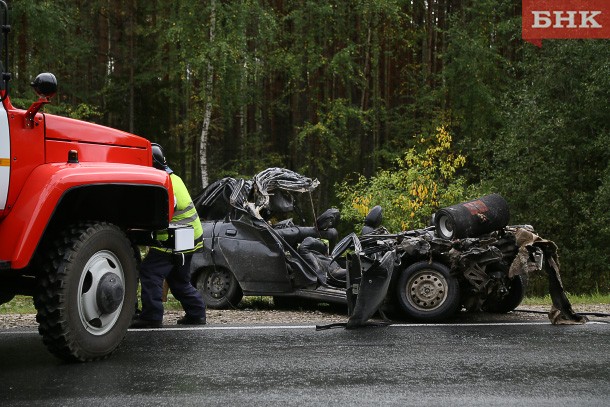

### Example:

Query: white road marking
xmin=1 ymin=321 xmax=606 ymax=335
xmin=125 ymin=320 xmax=608 ymax=332
xmin=390 ymin=321 xmax=609 ymax=327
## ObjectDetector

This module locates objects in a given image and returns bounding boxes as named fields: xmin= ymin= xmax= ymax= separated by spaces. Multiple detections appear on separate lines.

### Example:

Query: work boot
xmin=176 ymin=314 xmax=206 ymax=325
xmin=130 ymin=318 xmax=163 ymax=329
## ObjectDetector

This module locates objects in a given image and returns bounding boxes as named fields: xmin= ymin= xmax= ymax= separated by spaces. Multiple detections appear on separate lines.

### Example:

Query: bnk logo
xmin=532 ymin=10 xmax=602 ymax=28
xmin=522 ymin=0 xmax=610 ymax=47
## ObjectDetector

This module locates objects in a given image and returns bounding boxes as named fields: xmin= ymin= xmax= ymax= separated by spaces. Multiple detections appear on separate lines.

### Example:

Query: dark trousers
xmin=139 ymin=249 xmax=206 ymax=322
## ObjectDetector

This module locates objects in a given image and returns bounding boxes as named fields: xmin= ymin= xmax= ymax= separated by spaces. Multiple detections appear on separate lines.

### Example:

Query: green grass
xmin=522 ymin=293 xmax=610 ymax=306
xmin=0 ymin=296 xmax=35 ymax=314
xmin=0 ymin=294 xmax=279 ymax=315
xmin=165 ymin=295 xmax=276 ymax=311
xmin=2 ymin=293 xmax=608 ymax=315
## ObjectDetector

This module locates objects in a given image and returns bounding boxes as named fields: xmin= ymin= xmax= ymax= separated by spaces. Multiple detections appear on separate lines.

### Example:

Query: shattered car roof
xmin=193 ymin=168 xmax=319 ymax=219
xmin=253 ymin=167 xmax=319 ymax=208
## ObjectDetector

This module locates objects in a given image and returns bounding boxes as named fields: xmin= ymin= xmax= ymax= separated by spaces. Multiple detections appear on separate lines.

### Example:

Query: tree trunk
xmin=199 ymin=0 xmax=216 ymax=189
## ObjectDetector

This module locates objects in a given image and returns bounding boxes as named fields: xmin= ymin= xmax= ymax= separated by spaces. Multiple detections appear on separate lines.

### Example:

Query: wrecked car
xmin=190 ymin=168 xmax=584 ymax=324
xmin=190 ymin=168 xmax=360 ymax=310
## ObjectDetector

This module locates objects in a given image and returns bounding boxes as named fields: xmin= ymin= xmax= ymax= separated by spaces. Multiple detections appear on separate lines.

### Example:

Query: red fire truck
xmin=0 ymin=1 xmax=174 ymax=361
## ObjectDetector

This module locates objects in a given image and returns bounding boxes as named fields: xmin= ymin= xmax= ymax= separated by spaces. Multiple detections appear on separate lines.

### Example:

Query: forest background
xmin=7 ymin=0 xmax=609 ymax=294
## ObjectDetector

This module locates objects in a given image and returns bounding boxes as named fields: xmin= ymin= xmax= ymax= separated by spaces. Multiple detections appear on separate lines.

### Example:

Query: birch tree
xmin=199 ymin=0 xmax=216 ymax=189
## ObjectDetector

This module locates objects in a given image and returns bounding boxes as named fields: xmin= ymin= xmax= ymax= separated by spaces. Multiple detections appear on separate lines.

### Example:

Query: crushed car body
xmin=191 ymin=168 xmax=586 ymax=326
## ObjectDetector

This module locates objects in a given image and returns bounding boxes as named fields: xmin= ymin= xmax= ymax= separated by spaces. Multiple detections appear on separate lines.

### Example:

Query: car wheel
xmin=195 ymin=267 xmax=243 ymax=309
xmin=483 ymin=274 xmax=527 ymax=313
xmin=396 ymin=261 xmax=461 ymax=322
xmin=34 ymin=222 xmax=137 ymax=362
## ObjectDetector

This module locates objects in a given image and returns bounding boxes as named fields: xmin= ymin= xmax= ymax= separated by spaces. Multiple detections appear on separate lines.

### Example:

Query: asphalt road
xmin=1 ymin=320 xmax=609 ymax=406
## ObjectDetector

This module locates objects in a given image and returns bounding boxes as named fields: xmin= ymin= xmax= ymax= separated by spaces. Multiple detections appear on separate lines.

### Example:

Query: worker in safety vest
xmin=131 ymin=143 xmax=206 ymax=328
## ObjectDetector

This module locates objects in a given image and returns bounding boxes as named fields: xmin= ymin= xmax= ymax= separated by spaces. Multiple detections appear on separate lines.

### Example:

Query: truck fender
xmin=0 ymin=162 xmax=173 ymax=269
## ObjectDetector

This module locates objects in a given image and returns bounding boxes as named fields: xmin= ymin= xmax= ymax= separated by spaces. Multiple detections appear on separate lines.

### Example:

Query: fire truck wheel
xmin=34 ymin=222 xmax=137 ymax=362
xmin=194 ymin=266 xmax=243 ymax=309
xmin=396 ymin=261 xmax=461 ymax=322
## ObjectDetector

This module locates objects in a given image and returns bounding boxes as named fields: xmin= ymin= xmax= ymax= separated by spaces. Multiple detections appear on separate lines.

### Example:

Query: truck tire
xmin=396 ymin=261 xmax=461 ymax=322
xmin=34 ymin=222 xmax=137 ymax=362
xmin=194 ymin=266 xmax=243 ymax=309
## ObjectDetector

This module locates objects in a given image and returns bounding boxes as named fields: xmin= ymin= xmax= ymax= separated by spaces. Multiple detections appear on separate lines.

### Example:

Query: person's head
xmin=151 ymin=143 xmax=173 ymax=174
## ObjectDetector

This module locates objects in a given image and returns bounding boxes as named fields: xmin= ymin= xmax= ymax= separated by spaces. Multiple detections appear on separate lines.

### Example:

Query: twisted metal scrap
xmin=510 ymin=228 xmax=588 ymax=325
xmin=253 ymin=167 xmax=319 ymax=202
xmin=364 ymin=225 xmax=586 ymax=324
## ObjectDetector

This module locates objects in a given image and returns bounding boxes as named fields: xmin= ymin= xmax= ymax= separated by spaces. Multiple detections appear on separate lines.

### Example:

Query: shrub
xmin=337 ymin=125 xmax=486 ymax=232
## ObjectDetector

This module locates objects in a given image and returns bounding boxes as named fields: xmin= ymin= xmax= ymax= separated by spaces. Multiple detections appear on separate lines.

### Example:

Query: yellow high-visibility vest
xmin=152 ymin=173 xmax=203 ymax=253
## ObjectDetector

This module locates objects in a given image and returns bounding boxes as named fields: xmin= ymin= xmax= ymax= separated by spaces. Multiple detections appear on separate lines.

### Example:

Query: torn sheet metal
xmin=346 ymin=250 xmax=397 ymax=328
xmin=253 ymin=167 xmax=319 ymax=212
xmin=193 ymin=168 xmax=319 ymax=220
xmin=509 ymin=228 xmax=588 ymax=324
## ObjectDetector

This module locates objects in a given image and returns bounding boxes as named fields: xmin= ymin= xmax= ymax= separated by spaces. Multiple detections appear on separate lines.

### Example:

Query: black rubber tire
xmin=34 ymin=222 xmax=137 ymax=362
xmin=194 ymin=267 xmax=243 ymax=309
xmin=396 ymin=261 xmax=461 ymax=322
xmin=483 ymin=274 xmax=527 ymax=314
